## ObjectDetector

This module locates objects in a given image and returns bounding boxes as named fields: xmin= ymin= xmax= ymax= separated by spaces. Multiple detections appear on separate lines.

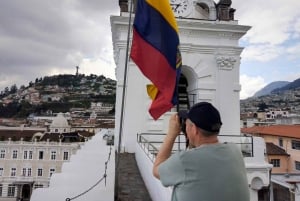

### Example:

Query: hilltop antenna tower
xmin=76 ymin=66 xmax=79 ymax=76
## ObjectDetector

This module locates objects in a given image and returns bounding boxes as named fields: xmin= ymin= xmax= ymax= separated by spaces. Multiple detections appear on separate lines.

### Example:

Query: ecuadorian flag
xmin=130 ymin=0 xmax=182 ymax=120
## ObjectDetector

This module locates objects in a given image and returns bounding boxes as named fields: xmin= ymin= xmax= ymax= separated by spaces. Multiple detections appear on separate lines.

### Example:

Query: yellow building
xmin=242 ymin=125 xmax=300 ymax=173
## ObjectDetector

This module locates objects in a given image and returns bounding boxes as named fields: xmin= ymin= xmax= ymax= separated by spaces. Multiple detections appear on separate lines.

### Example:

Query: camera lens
xmin=180 ymin=117 xmax=186 ymax=134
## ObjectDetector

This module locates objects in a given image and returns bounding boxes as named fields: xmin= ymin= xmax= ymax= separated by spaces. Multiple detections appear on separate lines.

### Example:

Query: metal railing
xmin=137 ymin=133 xmax=254 ymax=163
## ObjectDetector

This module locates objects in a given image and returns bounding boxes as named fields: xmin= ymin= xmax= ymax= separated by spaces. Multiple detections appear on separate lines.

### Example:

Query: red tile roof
xmin=266 ymin=142 xmax=289 ymax=156
xmin=0 ymin=129 xmax=94 ymax=142
xmin=0 ymin=130 xmax=43 ymax=141
xmin=241 ymin=125 xmax=300 ymax=139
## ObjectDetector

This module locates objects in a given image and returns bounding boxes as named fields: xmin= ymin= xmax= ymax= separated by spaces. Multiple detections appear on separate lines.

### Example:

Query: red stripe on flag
xmin=131 ymin=29 xmax=176 ymax=119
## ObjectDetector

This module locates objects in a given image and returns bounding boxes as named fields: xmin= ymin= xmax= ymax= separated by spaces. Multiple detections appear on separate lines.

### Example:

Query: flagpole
xmin=176 ymin=84 xmax=181 ymax=151
xmin=115 ymin=0 xmax=134 ymax=199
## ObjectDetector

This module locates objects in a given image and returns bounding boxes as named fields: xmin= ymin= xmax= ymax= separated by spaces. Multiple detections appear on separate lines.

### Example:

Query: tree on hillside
xmin=0 ymin=101 xmax=20 ymax=117
xmin=4 ymin=87 xmax=9 ymax=95
xmin=20 ymin=85 xmax=26 ymax=90
xmin=10 ymin=84 xmax=17 ymax=94
xmin=257 ymin=102 xmax=268 ymax=111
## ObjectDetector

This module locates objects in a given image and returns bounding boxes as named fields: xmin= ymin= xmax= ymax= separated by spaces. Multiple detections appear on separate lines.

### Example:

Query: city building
xmin=242 ymin=125 xmax=300 ymax=200
xmin=0 ymin=137 xmax=80 ymax=201
xmin=0 ymin=114 xmax=94 ymax=201
xmin=90 ymin=102 xmax=114 ymax=114
xmin=30 ymin=129 xmax=115 ymax=201
xmin=242 ymin=125 xmax=300 ymax=173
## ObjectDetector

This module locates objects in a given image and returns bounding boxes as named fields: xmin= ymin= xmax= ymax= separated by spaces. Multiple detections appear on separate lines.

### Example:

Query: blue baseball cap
xmin=179 ymin=102 xmax=222 ymax=133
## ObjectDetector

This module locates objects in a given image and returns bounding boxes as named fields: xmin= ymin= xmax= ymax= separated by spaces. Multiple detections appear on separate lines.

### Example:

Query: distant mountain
xmin=253 ymin=81 xmax=290 ymax=97
xmin=272 ymin=78 xmax=300 ymax=93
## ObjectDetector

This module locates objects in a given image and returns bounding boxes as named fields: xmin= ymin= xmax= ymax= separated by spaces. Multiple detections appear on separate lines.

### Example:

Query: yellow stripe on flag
xmin=147 ymin=84 xmax=158 ymax=100
xmin=146 ymin=0 xmax=179 ymax=33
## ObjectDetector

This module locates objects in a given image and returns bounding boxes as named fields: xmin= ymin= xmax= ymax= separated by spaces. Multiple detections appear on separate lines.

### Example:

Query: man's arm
xmin=153 ymin=113 xmax=181 ymax=179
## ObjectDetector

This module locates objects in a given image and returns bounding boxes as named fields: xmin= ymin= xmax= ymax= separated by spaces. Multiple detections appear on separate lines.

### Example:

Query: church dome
xmin=50 ymin=113 xmax=70 ymax=129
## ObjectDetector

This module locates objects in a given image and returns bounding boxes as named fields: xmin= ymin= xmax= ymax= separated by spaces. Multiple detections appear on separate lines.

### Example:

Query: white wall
xmin=30 ymin=129 xmax=115 ymax=201
xmin=135 ymin=143 xmax=172 ymax=201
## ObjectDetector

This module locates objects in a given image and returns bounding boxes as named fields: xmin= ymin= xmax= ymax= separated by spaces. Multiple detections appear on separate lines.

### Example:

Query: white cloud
xmin=241 ymin=44 xmax=283 ymax=62
xmin=240 ymin=75 xmax=266 ymax=99
xmin=0 ymin=0 xmax=119 ymax=91
xmin=282 ymin=72 xmax=300 ymax=83
xmin=0 ymin=74 xmax=30 ymax=90
xmin=0 ymin=0 xmax=299 ymax=97
xmin=291 ymin=18 xmax=300 ymax=39
xmin=48 ymin=68 xmax=75 ymax=77
xmin=286 ymin=43 xmax=300 ymax=59
xmin=79 ymin=58 xmax=116 ymax=80
xmin=240 ymin=11 xmax=290 ymax=45
xmin=234 ymin=0 xmax=300 ymax=45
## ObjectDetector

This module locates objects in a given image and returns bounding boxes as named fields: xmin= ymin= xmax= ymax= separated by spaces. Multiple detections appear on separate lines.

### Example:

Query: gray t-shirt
xmin=158 ymin=143 xmax=250 ymax=201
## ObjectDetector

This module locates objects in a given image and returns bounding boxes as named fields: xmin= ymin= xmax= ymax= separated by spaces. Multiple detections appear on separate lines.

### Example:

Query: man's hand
xmin=167 ymin=113 xmax=181 ymax=138
xmin=153 ymin=113 xmax=181 ymax=179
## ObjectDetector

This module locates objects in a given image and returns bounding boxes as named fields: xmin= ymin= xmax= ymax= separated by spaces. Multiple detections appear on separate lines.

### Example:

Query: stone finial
xmin=216 ymin=0 xmax=235 ymax=21
xmin=119 ymin=0 xmax=128 ymax=12
xmin=229 ymin=8 xmax=236 ymax=21
xmin=119 ymin=0 xmax=136 ymax=13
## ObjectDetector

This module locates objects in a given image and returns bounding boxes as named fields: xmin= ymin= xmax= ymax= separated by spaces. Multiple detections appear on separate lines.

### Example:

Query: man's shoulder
xmin=179 ymin=143 xmax=240 ymax=158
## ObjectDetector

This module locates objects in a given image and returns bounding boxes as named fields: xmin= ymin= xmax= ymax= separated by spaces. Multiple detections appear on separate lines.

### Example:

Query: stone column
xmin=249 ymin=188 xmax=258 ymax=201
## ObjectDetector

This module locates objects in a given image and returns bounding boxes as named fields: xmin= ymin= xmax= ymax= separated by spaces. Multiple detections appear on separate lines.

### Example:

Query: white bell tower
xmin=111 ymin=0 xmax=248 ymax=152
xmin=111 ymin=1 xmax=272 ymax=200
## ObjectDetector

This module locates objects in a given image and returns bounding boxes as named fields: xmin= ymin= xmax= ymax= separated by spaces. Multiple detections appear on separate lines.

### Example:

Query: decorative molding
xmin=179 ymin=28 xmax=245 ymax=41
xmin=216 ymin=55 xmax=236 ymax=70
xmin=181 ymin=45 xmax=215 ymax=54
xmin=177 ymin=19 xmax=250 ymax=36
xmin=218 ymin=32 xmax=244 ymax=40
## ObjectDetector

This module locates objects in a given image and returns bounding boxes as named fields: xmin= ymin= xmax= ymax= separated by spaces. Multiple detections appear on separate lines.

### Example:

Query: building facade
xmin=0 ymin=114 xmax=94 ymax=201
xmin=242 ymin=125 xmax=300 ymax=201
xmin=0 ymin=140 xmax=79 ymax=201
xmin=242 ymin=125 xmax=300 ymax=173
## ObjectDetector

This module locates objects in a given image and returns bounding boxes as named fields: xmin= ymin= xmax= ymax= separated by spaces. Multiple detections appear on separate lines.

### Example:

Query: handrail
xmin=137 ymin=133 xmax=254 ymax=163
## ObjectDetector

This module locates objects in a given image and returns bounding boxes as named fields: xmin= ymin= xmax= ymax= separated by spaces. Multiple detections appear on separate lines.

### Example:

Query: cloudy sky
xmin=0 ymin=0 xmax=299 ymax=99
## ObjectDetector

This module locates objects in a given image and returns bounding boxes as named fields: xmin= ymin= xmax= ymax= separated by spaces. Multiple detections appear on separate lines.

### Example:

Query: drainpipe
xmin=269 ymin=181 xmax=274 ymax=201
xmin=269 ymin=168 xmax=273 ymax=201
xmin=288 ymin=183 xmax=299 ymax=201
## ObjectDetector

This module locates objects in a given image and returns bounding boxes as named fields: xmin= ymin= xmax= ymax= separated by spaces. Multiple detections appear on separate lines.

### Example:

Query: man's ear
xmin=192 ymin=123 xmax=198 ymax=134
xmin=190 ymin=123 xmax=198 ymax=137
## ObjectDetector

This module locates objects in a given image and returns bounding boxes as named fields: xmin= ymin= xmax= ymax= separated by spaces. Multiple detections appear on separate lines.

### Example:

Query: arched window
xmin=196 ymin=3 xmax=209 ymax=19
xmin=177 ymin=74 xmax=190 ymax=111
xmin=193 ymin=0 xmax=217 ymax=20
